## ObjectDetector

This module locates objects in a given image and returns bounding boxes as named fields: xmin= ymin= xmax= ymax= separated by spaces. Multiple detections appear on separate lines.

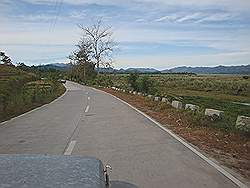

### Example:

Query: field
xmin=96 ymin=73 xmax=250 ymax=132
xmin=0 ymin=65 xmax=65 ymax=122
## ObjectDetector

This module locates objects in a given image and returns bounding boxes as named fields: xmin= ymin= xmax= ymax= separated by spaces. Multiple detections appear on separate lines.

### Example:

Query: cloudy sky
xmin=1 ymin=0 xmax=250 ymax=69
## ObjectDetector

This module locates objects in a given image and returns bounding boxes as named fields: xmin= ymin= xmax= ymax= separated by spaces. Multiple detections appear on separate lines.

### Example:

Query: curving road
xmin=0 ymin=81 xmax=242 ymax=188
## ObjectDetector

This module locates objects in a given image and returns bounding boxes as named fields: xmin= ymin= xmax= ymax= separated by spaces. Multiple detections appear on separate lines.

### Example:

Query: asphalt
xmin=0 ymin=81 xmax=241 ymax=188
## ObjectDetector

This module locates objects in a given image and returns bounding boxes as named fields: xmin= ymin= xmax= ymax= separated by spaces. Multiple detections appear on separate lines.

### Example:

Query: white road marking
xmin=85 ymin=105 xmax=90 ymax=113
xmin=64 ymin=140 xmax=76 ymax=155
xmin=98 ymin=88 xmax=248 ymax=188
xmin=88 ymin=97 xmax=90 ymax=100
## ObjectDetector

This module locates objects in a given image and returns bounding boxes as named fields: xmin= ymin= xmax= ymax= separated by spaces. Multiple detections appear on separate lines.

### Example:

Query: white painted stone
xmin=129 ymin=91 xmax=132 ymax=94
xmin=147 ymin=95 xmax=153 ymax=98
xmin=205 ymin=108 xmax=224 ymax=118
xmin=111 ymin=87 xmax=116 ymax=90
xmin=122 ymin=89 xmax=126 ymax=92
xmin=171 ymin=100 xmax=183 ymax=109
xmin=133 ymin=91 xmax=137 ymax=95
xmin=161 ymin=97 xmax=169 ymax=103
xmin=137 ymin=92 xmax=142 ymax=96
xmin=154 ymin=97 xmax=160 ymax=101
xmin=185 ymin=104 xmax=199 ymax=111
xmin=236 ymin=116 xmax=250 ymax=132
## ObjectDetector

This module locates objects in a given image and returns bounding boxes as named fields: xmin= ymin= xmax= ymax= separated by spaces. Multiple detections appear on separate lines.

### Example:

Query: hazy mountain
xmin=39 ymin=63 xmax=250 ymax=74
xmin=98 ymin=67 xmax=160 ymax=73
xmin=125 ymin=68 xmax=160 ymax=73
xmin=162 ymin=65 xmax=250 ymax=74
xmin=37 ymin=63 xmax=70 ymax=71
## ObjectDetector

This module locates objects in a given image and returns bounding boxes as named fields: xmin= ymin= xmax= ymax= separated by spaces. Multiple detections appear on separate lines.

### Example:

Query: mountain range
xmin=40 ymin=64 xmax=250 ymax=74
xmin=161 ymin=65 xmax=250 ymax=74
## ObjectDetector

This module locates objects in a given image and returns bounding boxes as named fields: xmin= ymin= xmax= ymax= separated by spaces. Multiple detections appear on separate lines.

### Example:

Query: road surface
xmin=0 ymin=81 xmax=242 ymax=188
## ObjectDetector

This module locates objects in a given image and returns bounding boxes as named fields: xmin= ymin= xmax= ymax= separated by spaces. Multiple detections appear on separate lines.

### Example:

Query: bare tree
xmin=0 ymin=51 xmax=12 ymax=65
xmin=78 ymin=20 xmax=116 ymax=73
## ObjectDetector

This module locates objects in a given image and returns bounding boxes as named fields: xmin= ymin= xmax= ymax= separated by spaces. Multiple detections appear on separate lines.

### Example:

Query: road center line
xmin=64 ymin=140 xmax=76 ymax=155
xmin=85 ymin=105 xmax=90 ymax=113
xmin=88 ymin=96 xmax=90 ymax=100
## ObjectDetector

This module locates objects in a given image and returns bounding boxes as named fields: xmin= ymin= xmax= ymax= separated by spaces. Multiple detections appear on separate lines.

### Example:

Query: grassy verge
xmin=101 ymin=88 xmax=250 ymax=180
xmin=0 ymin=65 xmax=66 ymax=123
xmin=95 ymin=74 xmax=250 ymax=132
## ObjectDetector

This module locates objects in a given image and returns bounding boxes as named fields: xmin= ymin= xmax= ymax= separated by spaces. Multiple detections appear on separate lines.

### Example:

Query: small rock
xmin=235 ymin=115 xmax=250 ymax=133
xmin=147 ymin=95 xmax=153 ymax=98
xmin=171 ymin=100 xmax=183 ymax=109
xmin=185 ymin=104 xmax=199 ymax=111
xmin=161 ymin=97 xmax=169 ymax=103
xmin=205 ymin=108 xmax=224 ymax=118
xmin=154 ymin=97 xmax=160 ymax=101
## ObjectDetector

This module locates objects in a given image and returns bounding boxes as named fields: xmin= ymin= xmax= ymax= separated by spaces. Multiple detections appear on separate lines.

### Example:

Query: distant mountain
xmin=162 ymin=65 xmax=250 ymax=74
xmin=125 ymin=68 xmax=160 ymax=73
xmin=37 ymin=63 xmax=70 ymax=71
xmin=38 ymin=63 xmax=250 ymax=74
xmin=98 ymin=67 xmax=115 ymax=73
xmin=99 ymin=67 xmax=160 ymax=73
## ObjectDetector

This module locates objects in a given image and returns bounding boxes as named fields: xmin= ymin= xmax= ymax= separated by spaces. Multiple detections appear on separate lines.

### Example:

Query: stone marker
xmin=161 ymin=97 xmax=169 ymax=103
xmin=133 ymin=91 xmax=137 ymax=95
xmin=171 ymin=100 xmax=182 ymax=109
xmin=236 ymin=116 xmax=250 ymax=132
xmin=147 ymin=95 xmax=153 ymax=98
xmin=154 ymin=97 xmax=160 ymax=101
xmin=129 ymin=91 xmax=132 ymax=94
xmin=137 ymin=92 xmax=142 ymax=96
xmin=185 ymin=104 xmax=199 ymax=111
xmin=205 ymin=108 xmax=224 ymax=118
xmin=111 ymin=87 xmax=116 ymax=90
xmin=122 ymin=89 xmax=126 ymax=92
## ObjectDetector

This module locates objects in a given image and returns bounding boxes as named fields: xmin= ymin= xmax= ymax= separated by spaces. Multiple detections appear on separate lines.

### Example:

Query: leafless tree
xmin=78 ymin=20 xmax=116 ymax=73
xmin=0 ymin=51 xmax=12 ymax=65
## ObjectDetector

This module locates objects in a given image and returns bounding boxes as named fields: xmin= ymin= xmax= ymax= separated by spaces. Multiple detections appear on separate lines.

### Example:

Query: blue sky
xmin=0 ymin=0 xmax=250 ymax=69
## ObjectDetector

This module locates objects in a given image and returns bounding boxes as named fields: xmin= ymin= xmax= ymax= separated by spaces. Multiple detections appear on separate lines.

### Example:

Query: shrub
xmin=137 ymin=76 xmax=151 ymax=93
xmin=128 ymin=72 xmax=139 ymax=90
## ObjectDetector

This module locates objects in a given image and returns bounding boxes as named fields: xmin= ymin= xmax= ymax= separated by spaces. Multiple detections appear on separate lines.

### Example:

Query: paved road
xmin=0 ymin=81 xmax=240 ymax=188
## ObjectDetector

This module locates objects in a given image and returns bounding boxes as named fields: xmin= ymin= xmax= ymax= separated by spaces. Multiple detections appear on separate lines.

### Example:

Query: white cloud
xmin=155 ymin=14 xmax=180 ymax=22
xmin=176 ymin=12 xmax=204 ymax=23
xmin=195 ymin=13 xmax=232 ymax=23
xmin=155 ymin=12 xmax=235 ymax=24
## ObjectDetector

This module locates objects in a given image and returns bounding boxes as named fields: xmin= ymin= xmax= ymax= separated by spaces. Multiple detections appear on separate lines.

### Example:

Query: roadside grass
xmin=180 ymin=95 xmax=249 ymax=131
xmin=0 ymin=65 xmax=65 ymax=122
xmin=96 ymin=73 xmax=250 ymax=132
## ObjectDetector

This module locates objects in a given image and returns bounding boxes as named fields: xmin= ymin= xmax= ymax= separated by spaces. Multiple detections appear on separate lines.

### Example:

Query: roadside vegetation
xmin=96 ymin=73 xmax=250 ymax=133
xmin=0 ymin=64 xmax=65 ymax=122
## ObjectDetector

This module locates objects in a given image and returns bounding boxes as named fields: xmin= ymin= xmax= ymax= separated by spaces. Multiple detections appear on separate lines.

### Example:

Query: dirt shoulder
xmin=101 ymin=88 xmax=250 ymax=182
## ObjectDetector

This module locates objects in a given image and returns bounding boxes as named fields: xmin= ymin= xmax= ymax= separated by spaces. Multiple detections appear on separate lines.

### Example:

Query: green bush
xmin=128 ymin=72 xmax=139 ymax=90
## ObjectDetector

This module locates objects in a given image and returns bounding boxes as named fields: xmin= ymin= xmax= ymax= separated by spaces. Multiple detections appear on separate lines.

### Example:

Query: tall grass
xmin=0 ymin=65 xmax=65 ymax=122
